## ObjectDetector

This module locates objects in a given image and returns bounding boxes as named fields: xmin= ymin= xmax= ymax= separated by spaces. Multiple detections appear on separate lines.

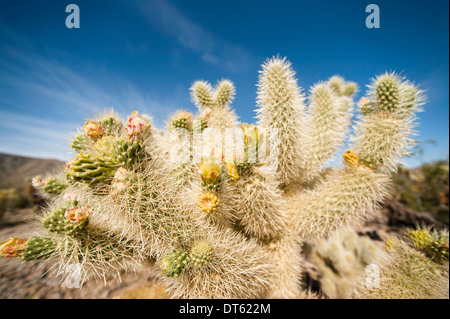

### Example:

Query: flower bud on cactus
xmin=66 ymin=153 xmax=117 ymax=185
xmin=82 ymin=120 xmax=104 ymax=141
xmin=65 ymin=206 xmax=91 ymax=223
xmin=63 ymin=192 xmax=79 ymax=203
xmin=343 ymin=150 xmax=359 ymax=168
xmin=111 ymin=167 xmax=132 ymax=194
xmin=189 ymin=240 xmax=213 ymax=268
xmin=160 ymin=249 xmax=189 ymax=277
xmin=198 ymin=160 xmax=222 ymax=187
xmin=199 ymin=107 xmax=212 ymax=120
xmin=240 ymin=123 xmax=263 ymax=164
xmin=358 ymin=97 xmax=372 ymax=115
xmin=226 ymin=162 xmax=239 ymax=181
xmin=31 ymin=175 xmax=46 ymax=188
xmin=127 ymin=111 xmax=150 ymax=140
xmin=0 ymin=237 xmax=27 ymax=258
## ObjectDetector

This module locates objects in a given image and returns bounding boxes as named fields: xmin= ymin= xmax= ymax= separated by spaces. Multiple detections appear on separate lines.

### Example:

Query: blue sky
xmin=0 ymin=0 xmax=448 ymax=167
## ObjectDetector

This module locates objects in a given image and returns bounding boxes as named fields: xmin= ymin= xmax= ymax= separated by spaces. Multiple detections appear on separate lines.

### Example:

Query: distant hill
xmin=0 ymin=153 xmax=64 ymax=188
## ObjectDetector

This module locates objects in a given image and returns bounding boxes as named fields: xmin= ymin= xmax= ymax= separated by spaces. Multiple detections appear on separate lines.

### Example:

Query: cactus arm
xmin=300 ymin=79 xmax=355 ymax=181
xmin=290 ymin=166 xmax=390 ymax=238
xmin=353 ymin=73 xmax=424 ymax=173
xmin=190 ymin=80 xmax=214 ymax=110
xmin=255 ymin=57 xmax=307 ymax=185
xmin=290 ymin=73 xmax=423 ymax=238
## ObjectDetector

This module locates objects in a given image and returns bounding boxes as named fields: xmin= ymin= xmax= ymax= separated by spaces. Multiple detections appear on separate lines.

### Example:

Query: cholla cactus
xmin=190 ymin=79 xmax=238 ymax=129
xmin=2 ymin=56 xmax=442 ymax=299
xmin=409 ymin=227 xmax=449 ymax=263
xmin=356 ymin=231 xmax=449 ymax=299
xmin=305 ymin=228 xmax=379 ymax=298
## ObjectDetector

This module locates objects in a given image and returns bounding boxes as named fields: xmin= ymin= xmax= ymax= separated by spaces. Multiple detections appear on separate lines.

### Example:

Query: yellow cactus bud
xmin=226 ymin=162 xmax=239 ymax=181
xmin=343 ymin=150 xmax=359 ymax=167
xmin=82 ymin=120 xmax=104 ymax=140
xmin=0 ymin=237 xmax=27 ymax=258
xmin=198 ymin=161 xmax=221 ymax=185
xmin=198 ymin=193 xmax=220 ymax=214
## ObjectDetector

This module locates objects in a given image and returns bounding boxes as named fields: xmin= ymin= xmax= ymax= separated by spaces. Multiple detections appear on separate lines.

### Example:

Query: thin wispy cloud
xmin=0 ymin=28 xmax=182 ymax=160
xmin=0 ymin=109 xmax=76 ymax=159
xmin=133 ymin=0 xmax=254 ymax=73
xmin=0 ymin=45 xmax=176 ymax=120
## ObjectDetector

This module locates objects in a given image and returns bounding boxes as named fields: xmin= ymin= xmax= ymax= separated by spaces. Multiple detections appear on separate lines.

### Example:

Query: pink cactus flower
xmin=126 ymin=111 xmax=150 ymax=139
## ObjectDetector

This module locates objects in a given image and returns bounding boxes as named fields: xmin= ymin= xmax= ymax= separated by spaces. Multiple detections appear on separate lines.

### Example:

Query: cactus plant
xmin=409 ymin=227 xmax=449 ymax=263
xmin=304 ymin=228 xmax=379 ymax=298
xmin=2 ymin=56 xmax=443 ymax=299
xmin=355 ymin=231 xmax=449 ymax=299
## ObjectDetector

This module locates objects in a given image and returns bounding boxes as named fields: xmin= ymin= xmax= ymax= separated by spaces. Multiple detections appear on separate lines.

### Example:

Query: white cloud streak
xmin=133 ymin=0 xmax=254 ymax=73
xmin=0 ymin=29 xmax=181 ymax=160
